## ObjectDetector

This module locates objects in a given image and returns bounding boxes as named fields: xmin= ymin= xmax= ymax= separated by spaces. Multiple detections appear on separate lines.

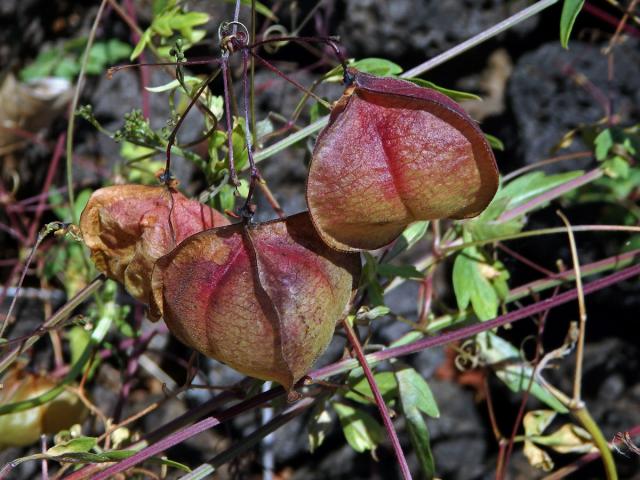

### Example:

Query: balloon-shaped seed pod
xmin=0 ymin=368 xmax=86 ymax=449
xmin=80 ymin=184 xmax=228 ymax=315
xmin=306 ymin=68 xmax=499 ymax=251
xmin=150 ymin=212 xmax=361 ymax=390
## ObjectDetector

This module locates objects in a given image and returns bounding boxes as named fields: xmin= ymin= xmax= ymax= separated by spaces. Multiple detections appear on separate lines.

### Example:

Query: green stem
xmin=0 ymin=307 xmax=112 ymax=415
xmin=442 ymin=225 xmax=640 ymax=255
xmin=66 ymin=0 xmax=109 ymax=225
xmin=0 ymin=276 xmax=105 ymax=375
xmin=572 ymin=406 xmax=618 ymax=480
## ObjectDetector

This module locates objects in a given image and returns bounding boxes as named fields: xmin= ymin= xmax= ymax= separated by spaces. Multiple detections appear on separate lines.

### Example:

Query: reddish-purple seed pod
xmin=306 ymin=68 xmax=499 ymax=251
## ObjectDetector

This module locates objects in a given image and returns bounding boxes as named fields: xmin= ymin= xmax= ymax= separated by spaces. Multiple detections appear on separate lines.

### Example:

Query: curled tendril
xmin=518 ymin=335 xmax=540 ymax=364
xmin=454 ymin=339 xmax=482 ymax=371
xmin=218 ymin=21 xmax=250 ymax=54
xmin=261 ymin=24 xmax=290 ymax=54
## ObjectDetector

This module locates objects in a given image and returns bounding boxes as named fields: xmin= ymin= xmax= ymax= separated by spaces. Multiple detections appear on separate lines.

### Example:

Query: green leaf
xmin=357 ymin=305 xmax=391 ymax=322
xmin=560 ymin=0 xmax=585 ymax=49
xmin=145 ymin=75 xmax=200 ymax=93
xmin=390 ymin=330 xmax=423 ymax=348
xmin=537 ymin=424 xmax=595 ymax=454
xmin=68 ymin=326 xmax=91 ymax=367
xmin=53 ymin=57 xmax=80 ymax=79
xmin=386 ymin=221 xmax=429 ymax=260
xmin=131 ymin=30 xmax=151 ymax=60
xmin=377 ymin=263 xmax=423 ymax=279
xmin=104 ymin=39 xmax=133 ymax=62
xmin=394 ymin=363 xmax=439 ymax=418
xmin=405 ymin=404 xmax=436 ymax=477
xmin=408 ymin=78 xmax=482 ymax=101
xmin=498 ymin=170 xmax=584 ymax=210
xmin=46 ymin=436 xmax=97 ymax=456
xmin=485 ymin=133 xmax=504 ymax=151
xmin=169 ymin=11 xmax=209 ymax=31
xmin=19 ymin=49 xmax=61 ymax=80
xmin=523 ymin=410 xmax=556 ymax=436
xmin=74 ymin=189 xmax=92 ymax=224
xmin=353 ymin=58 xmax=403 ymax=76
xmin=452 ymin=247 xmax=499 ymax=321
xmin=308 ymin=402 xmax=333 ymax=453
xmin=323 ymin=58 xmax=403 ymax=82
xmin=344 ymin=371 xmax=398 ymax=405
xmin=602 ymin=156 xmax=630 ymax=179
xmin=333 ymin=402 xmax=384 ymax=453
xmin=477 ymin=332 xmax=569 ymax=413
xmin=394 ymin=363 xmax=437 ymax=477
xmin=594 ymin=128 xmax=614 ymax=160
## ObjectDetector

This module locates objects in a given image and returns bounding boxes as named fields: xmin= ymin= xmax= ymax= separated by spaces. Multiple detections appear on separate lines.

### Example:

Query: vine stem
xmin=0 ymin=276 xmax=105 ymax=374
xmin=558 ymin=210 xmax=618 ymax=480
xmin=65 ymin=0 xmax=108 ymax=225
xmin=61 ymin=261 xmax=640 ymax=480
xmin=342 ymin=319 xmax=412 ymax=480
xmin=179 ymin=397 xmax=316 ymax=480
xmin=542 ymin=424 xmax=640 ymax=480
xmin=252 ymin=0 xmax=560 ymax=165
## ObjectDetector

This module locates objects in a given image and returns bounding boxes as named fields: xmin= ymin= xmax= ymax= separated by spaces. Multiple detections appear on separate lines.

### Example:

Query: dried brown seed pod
xmin=80 ymin=184 xmax=228 ymax=315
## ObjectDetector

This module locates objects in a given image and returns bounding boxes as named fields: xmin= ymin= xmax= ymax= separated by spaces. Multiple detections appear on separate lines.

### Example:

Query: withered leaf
xmin=80 ymin=184 xmax=228 ymax=313
xmin=150 ymin=212 xmax=361 ymax=390
xmin=306 ymin=68 xmax=499 ymax=251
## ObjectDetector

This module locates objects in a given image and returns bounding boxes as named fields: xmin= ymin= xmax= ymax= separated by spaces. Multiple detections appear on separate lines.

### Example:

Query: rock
xmin=339 ymin=0 xmax=534 ymax=63
xmin=509 ymin=39 xmax=640 ymax=167
xmin=427 ymin=379 xmax=487 ymax=479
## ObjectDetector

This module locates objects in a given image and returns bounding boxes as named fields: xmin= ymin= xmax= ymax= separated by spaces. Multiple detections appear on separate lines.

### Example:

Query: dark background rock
xmin=509 ymin=39 xmax=640 ymax=168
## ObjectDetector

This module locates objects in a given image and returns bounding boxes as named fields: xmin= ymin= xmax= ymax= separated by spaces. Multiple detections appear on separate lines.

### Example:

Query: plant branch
xmin=179 ymin=397 xmax=316 ymax=480
xmin=343 ymin=319 xmax=412 ymax=480
xmin=0 ymin=276 xmax=106 ymax=374
xmin=61 ymin=261 xmax=640 ymax=479
xmin=557 ymin=212 xmax=587 ymax=403
xmin=66 ymin=0 xmax=108 ymax=225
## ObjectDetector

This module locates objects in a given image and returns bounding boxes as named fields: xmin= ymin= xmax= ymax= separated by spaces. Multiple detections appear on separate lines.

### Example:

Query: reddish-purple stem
xmin=79 ymin=387 xmax=283 ymax=480
xmin=27 ymin=133 xmax=66 ymax=244
xmin=60 ymin=262 xmax=640 ymax=479
xmin=508 ymin=248 xmax=640 ymax=301
xmin=343 ymin=320 xmax=412 ymax=480
xmin=584 ymin=1 xmax=640 ymax=38
xmin=313 ymin=260 xmax=640 ymax=378
xmin=111 ymin=332 xmax=155 ymax=423
xmin=497 ymin=242 xmax=556 ymax=277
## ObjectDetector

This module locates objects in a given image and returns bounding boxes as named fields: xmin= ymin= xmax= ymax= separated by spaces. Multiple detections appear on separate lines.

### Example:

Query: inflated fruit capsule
xmin=80 ymin=184 xmax=228 ymax=316
xmin=306 ymin=68 xmax=499 ymax=251
xmin=150 ymin=212 xmax=361 ymax=391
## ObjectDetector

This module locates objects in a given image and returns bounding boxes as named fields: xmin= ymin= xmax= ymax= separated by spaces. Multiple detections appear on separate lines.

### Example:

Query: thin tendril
xmin=249 ymin=52 xmax=330 ymax=107
xmin=163 ymin=65 xmax=221 ymax=181
xmin=240 ymin=46 xmax=260 ymax=219
xmin=220 ymin=54 xmax=239 ymax=186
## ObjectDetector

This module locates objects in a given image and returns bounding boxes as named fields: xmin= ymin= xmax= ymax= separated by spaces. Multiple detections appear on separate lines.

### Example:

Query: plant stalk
xmin=343 ymin=319 xmax=413 ymax=480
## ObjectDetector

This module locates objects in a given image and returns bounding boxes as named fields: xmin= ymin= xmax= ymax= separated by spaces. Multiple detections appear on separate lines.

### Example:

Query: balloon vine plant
xmin=2 ymin=1 xmax=638 ymax=479
xmin=75 ymin=9 xmax=499 ymax=476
